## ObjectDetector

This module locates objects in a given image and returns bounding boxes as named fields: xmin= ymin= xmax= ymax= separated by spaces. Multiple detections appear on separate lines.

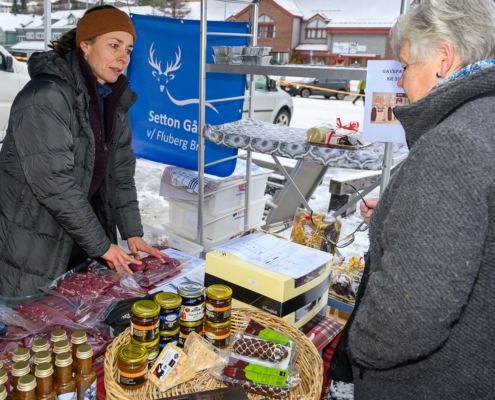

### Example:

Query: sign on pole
xmin=127 ymin=15 xmax=249 ymax=177
xmin=362 ymin=60 xmax=407 ymax=143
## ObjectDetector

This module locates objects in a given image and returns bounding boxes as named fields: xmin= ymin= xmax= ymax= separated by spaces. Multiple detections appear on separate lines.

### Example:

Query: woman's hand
xmin=360 ymin=198 xmax=379 ymax=224
xmin=127 ymin=236 xmax=165 ymax=261
xmin=101 ymin=243 xmax=139 ymax=274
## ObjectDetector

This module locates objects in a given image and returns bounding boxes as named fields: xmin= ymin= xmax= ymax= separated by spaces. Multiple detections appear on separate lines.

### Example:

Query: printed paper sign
xmin=362 ymin=60 xmax=407 ymax=143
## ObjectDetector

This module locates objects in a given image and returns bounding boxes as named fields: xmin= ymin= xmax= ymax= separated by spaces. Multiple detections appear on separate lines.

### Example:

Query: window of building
xmin=17 ymin=35 xmax=26 ymax=42
xmin=68 ymin=18 xmax=75 ymax=24
xmin=306 ymin=19 xmax=327 ymax=39
xmin=53 ymin=32 xmax=62 ymax=40
xmin=36 ymin=32 xmax=44 ymax=39
xmin=258 ymin=14 xmax=276 ymax=38
xmin=26 ymin=32 xmax=34 ymax=39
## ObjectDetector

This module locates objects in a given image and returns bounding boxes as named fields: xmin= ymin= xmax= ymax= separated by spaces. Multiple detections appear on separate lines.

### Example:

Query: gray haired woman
xmin=346 ymin=0 xmax=495 ymax=398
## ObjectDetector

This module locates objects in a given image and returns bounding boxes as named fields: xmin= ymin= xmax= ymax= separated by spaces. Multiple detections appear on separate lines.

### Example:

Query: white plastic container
xmin=167 ymin=197 xmax=267 ymax=242
xmin=190 ymin=173 xmax=269 ymax=213
xmin=118 ymin=222 xmax=204 ymax=258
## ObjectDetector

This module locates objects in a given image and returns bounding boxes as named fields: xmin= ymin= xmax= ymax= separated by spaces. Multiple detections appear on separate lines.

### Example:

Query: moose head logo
xmin=149 ymin=43 xmax=181 ymax=92
xmin=147 ymin=42 xmax=219 ymax=114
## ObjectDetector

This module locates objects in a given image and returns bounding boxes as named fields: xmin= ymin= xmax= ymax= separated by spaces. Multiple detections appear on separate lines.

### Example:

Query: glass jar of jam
xmin=70 ymin=331 xmax=87 ymax=374
xmin=130 ymin=300 xmax=160 ymax=342
xmin=179 ymin=320 xmax=203 ymax=347
xmin=204 ymin=318 xmax=231 ymax=349
xmin=205 ymin=285 xmax=232 ymax=323
xmin=17 ymin=375 xmax=36 ymax=400
xmin=177 ymin=282 xmax=204 ymax=323
xmin=32 ymin=340 xmax=50 ymax=354
xmin=0 ymin=369 xmax=9 ymax=394
xmin=50 ymin=330 xmax=67 ymax=344
xmin=117 ymin=345 xmax=148 ymax=391
xmin=154 ymin=292 xmax=181 ymax=332
xmin=131 ymin=337 xmax=160 ymax=369
xmin=158 ymin=327 xmax=180 ymax=350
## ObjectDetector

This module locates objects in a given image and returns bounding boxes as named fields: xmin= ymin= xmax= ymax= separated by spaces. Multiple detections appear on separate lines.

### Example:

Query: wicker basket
xmin=104 ymin=308 xmax=323 ymax=400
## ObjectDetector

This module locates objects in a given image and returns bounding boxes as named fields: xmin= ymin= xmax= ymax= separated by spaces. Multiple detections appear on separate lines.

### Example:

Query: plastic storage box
xmin=167 ymin=196 xmax=267 ymax=242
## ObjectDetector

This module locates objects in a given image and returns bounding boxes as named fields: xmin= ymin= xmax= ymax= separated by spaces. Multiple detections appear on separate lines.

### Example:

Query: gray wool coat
xmin=0 ymin=50 xmax=143 ymax=297
xmin=348 ymin=67 xmax=495 ymax=399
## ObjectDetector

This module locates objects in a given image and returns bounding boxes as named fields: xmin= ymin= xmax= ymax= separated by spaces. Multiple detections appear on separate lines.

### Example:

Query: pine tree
xmin=20 ymin=0 xmax=27 ymax=13
xmin=73 ymin=0 xmax=79 ymax=9
xmin=10 ymin=0 xmax=21 ymax=14
xmin=160 ymin=0 xmax=190 ymax=19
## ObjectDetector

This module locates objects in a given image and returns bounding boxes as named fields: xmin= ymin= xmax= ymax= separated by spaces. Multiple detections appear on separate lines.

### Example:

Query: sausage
xmin=371 ymin=107 xmax=377 ymax=122
xmin=233 ymin=337 xmax=289 ymax=363
xmin=222 ymin=367 xmax=291 ymax=398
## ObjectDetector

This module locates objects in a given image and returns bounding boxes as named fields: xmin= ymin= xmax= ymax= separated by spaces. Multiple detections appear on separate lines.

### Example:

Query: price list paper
xmin=211 ymin=233 xmax=332 ymax=279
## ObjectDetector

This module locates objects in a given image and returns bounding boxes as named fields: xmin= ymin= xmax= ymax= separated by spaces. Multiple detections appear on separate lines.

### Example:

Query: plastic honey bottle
xmin=74 ymin=345 xmax=96 ymax=400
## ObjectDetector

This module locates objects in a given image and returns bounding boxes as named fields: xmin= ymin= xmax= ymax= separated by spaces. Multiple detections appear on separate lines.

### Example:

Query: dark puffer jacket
xmin=0 ymin=49 xmax=143 ymax=297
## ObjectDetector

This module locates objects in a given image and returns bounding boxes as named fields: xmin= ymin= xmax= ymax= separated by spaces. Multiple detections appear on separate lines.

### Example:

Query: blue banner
xmin=128 ymin=15 xmax=249 ymax=177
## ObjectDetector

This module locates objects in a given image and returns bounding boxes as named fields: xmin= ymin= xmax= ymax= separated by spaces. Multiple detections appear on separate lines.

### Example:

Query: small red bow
xmin=327 ymin=118 xmax=360 ymax=147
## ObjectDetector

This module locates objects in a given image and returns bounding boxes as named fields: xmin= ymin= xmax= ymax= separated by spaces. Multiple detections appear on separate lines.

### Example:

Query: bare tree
xmin=159 ymin=0 xmax=190 ymax=19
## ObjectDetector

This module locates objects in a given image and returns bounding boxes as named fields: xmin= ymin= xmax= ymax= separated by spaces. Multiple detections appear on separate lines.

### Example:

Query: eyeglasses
xmin=310 ymin=184 xmax=370 ymax=249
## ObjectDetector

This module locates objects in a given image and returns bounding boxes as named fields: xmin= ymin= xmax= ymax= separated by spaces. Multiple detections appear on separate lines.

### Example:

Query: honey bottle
xmin=34 ymin=363 xmax=55 ymax=400
xmin=52 ymin=341 xmax=70 ymax=375
xmin=31 ymin=341 xmax=49 ymax=355
xmin=12 ymin=349 xmax=30 ymax=371
xmin=10 ymin=362 xmax=30 ymax=400
xmin=0 ymin=385 xmax=7 ymax=400
xmin=74 ymin=345 xmax=96 ymax=400
xmin=70 ymin=332 xmax=87 ymax=374
xmin=54 ymin=354 xmax=75 ymax=400
xmin=50 ymin=331 xmax=67 ymax=345
xmin=17 ymin=375 xmax=36 ymax=400
xmin=0 ymin=369 xmax=9 ymax=394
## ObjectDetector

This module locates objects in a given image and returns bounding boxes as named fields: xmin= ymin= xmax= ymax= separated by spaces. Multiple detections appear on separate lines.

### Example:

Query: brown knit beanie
xmin=76 ymin=8 xmax=136 ymax=51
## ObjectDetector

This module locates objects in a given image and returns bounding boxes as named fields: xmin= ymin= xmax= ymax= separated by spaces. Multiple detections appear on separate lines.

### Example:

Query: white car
xmin=244 ymin=75 xmax=294 ymax=126
xmin=0 ymin=45 xmax=30 ymax=142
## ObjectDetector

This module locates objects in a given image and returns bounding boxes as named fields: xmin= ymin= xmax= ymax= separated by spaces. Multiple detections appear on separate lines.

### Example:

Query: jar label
xmin=148 ymin=350 xmax=159 ymax=368
xmin=118 ymin=366 xmax=148 ymax=387
xmin=159 ymin=340 xmax=178 ymax=349
xmin=205 ymin=331 xmax=230 ymax=347
xmin=205 ymin=304 xmax=231 ymax=320
xmin=130 ymin=322 xmax=159 ymax=341
xmin=180 ymin=303 xmax=204 ymax=322
xmin=57 ymin=392 xmax=76 ymax=400
xmin=82 ymin=379 xmax=96 ymax=400
xmin=159 ymin=314 xmax=179 ymax=331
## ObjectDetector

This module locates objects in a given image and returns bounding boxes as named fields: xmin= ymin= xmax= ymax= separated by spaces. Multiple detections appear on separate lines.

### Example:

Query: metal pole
xmin=244 ymin=1 xmax=259 ymax=230
xmin=380 ymin=0 xmax=409 ymax=195
xmin=197 ymin=0 xmax=207 ymax=246
xmin=44 ymin=0 xmax=51 ymax=51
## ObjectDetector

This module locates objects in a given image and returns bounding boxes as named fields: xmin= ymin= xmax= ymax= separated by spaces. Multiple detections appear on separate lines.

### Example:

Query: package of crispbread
xmin=183 ymin=331 xmax=222 ymax=372
xmin=147 ymin=343 xmax=195 ymax=391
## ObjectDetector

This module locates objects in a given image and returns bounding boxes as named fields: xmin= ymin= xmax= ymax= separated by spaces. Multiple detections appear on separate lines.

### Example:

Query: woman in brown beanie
xmin=0 ymin=5 xmax=163 ymax=296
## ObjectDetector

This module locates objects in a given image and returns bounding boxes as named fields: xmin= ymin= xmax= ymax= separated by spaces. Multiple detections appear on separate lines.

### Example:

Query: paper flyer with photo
xmin=362 ymin=60 xmax=408 ymax=143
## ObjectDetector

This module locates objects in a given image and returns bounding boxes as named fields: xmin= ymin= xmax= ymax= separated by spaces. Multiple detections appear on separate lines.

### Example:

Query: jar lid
xmin=177 ymin=282 xmax=204 ymax=298
xmin=17 ymin=375 xmax=36 ymax=392
xmin=53 ymin=340 xmax=70 ymax=354
xmin=205 ymin=318 xmax=231 ymax=329
xmin=34 ymin=351 xmax=51 ymax=365
xmin=0 ymin=385 xmax=6 ymax=400
xmin=76 ymin=344 xmax=93 ymax=360
xmin=206 ymin=285 xmax=233 ymax=300
xmin=118 ymin=345 xmax=148 ymax=365
xmin=131 ymin=336 xmax=160 ymax=348
xmin=51 ymin=329 xmax=67 ymax=342
xmin=154 ymin=292 xmax=182 ymax=309
xmin=55 ymin=353 xmax=72 ymax=368
xmin=71 ymin=331 xmax=87 ymax=345
xmin=159 ymin=326 xmax=180 ymax=337
xmin=35 ymin=363 xmax=53 ymax=378
xmin=179 ymin=320 xmax=203 ymax=328
xmin=131 ymin=300 xmax=160 ymax=318
xmin=13 ymin=348 xmax=30 ymax=362
xmin=12 ymin=361 xmax=30 ymax=377
xmin=32 ymin=339 xmax=49 ymax=353
xmin=0 ymin=370 xmax=7 ymax=386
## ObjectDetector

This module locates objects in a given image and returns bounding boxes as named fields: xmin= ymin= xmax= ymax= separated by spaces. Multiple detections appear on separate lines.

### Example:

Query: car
xmin=282 ymin=77 xmax=351 ymax=100
xmin=0 ymin=45 xmax=30 ymax=142
xmin=243 ymin=75 xmax=294 ymax=126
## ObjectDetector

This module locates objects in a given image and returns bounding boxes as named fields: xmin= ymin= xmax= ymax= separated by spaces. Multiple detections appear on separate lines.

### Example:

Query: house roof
xmin=186 ymin=0 xmax=247 ymax=21
xmin=10 ymin=39 xmax=45 ymax=50
xmin=0 ymin=13 xmax=40 ymax=32
xmin=272 ymin=0 xmax=303 ymax=17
